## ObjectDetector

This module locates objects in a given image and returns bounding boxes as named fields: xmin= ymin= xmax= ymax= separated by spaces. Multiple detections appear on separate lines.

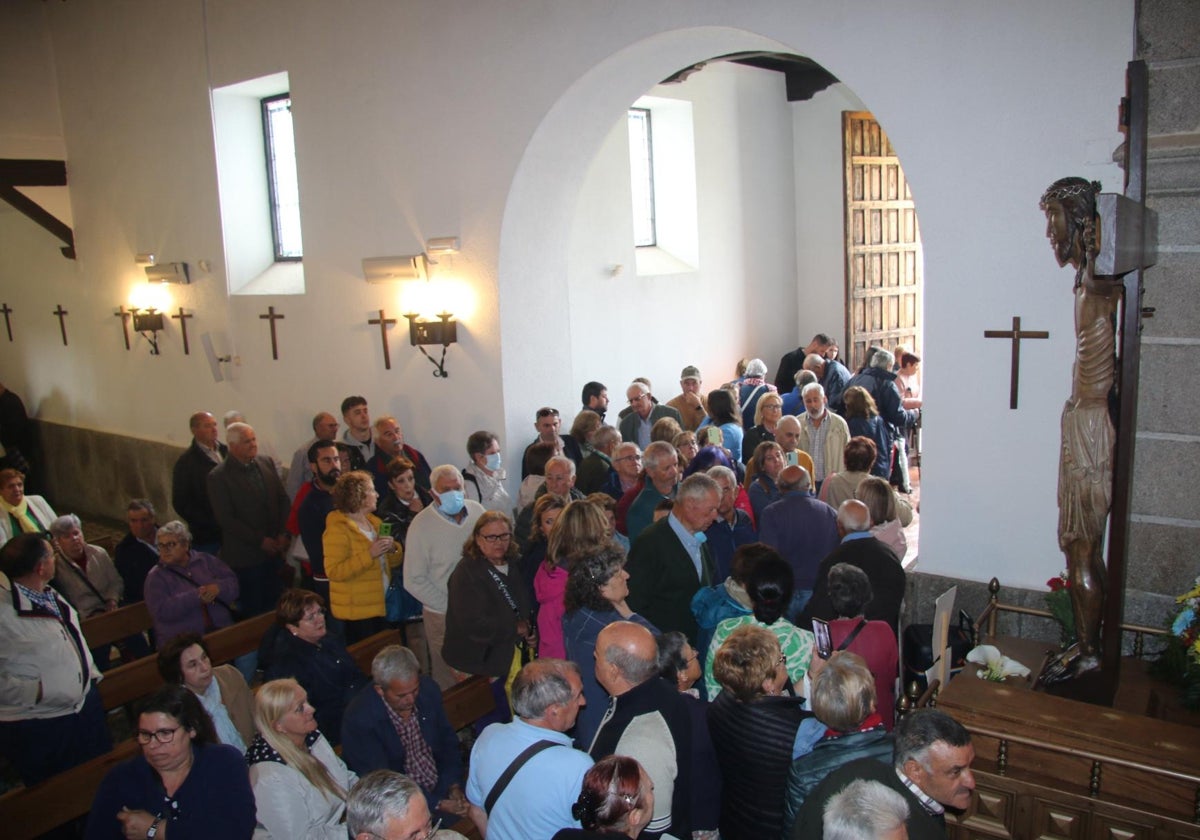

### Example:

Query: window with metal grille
xmin=628 ymin=107 xmax=656 ymax=247
xmin=262 ymin=94 xmax=302 ymax=260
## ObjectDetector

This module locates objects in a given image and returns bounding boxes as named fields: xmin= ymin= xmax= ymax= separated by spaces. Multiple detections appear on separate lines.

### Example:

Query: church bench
xmin=347 ymin=627 xmax=404 ymax=675
xmin=80 ymin=600 xmax=152 ymax=650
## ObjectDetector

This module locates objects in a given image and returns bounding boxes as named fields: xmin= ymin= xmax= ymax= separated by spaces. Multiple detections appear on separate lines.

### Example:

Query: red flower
xmin=1047 ymin=577 xmax=1068 ymax=592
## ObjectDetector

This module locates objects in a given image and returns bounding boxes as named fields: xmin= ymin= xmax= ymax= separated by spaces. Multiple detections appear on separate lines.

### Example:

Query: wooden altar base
xmin=936 ymin=636 xmax=1200 ymax=839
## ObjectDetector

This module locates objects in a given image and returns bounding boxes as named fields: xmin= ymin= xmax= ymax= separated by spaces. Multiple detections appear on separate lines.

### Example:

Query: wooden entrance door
xmin=843 ymin=111 xmax=923 ymax=370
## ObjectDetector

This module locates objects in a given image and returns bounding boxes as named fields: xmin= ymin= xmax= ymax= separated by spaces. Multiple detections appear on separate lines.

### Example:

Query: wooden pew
xmin=80 ymin=600 xmax=152 ymax=649
xmin=347 ymin=628 xmax=403 ymax=675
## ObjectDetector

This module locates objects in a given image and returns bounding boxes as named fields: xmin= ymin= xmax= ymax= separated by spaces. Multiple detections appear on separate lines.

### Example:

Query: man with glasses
xmin=521 ymin=406 xmax=582 ymax=479
xmin=348 ymin=769 xmax=463 ymax=840
xmin=619 ymin=380 xmax=681 ymax=451
xmin=514 ymin=455 xmax=584 ymax=551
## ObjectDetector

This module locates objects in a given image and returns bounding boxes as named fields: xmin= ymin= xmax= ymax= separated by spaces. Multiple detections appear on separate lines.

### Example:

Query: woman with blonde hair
xmin=536 ymin=499 xmax=613 ymax=658
xmin=247 ymin=678 xmax=358 ymax=839
xmin=854 ymin=476 xmax=912 ymax=559
xmin=742 ymin=392 xmax=784 ymax=466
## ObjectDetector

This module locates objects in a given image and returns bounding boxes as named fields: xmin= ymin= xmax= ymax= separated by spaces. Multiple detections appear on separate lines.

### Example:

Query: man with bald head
xmin=286 ymin=411 xmax=339 ymax=500
xmin=171 ymin=410 xmax=228 ymax=553
xmin=207 ymin=422 xmax=292 ymax=616
xmin=758 ymin=465 xmax=839 ymax=620
xmin=800 ymin=499 xmax=906 ymax=633
xmin=591 ymin=621 xmax=693 ymax=840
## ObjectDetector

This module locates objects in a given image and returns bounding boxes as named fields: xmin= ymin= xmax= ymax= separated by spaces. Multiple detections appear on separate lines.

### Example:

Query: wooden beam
xmin=0 ymin=159 xmax=67 ymax=186
xmin=0 ymin=184 xmax=75 ymax=259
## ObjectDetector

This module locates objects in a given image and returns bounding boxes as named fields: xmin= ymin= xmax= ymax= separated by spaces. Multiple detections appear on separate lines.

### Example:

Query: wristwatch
xmin=146 ymin=817 xmax=163 ymax=838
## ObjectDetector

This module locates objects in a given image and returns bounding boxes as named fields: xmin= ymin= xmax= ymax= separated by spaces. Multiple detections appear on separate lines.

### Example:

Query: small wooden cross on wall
xmin=53 ymin=304 xmax=69 ymax=346
xmin=0 ymin=303 xmax=13 ymax=342
xmin=259 ymin=306 xmax=285 ymax=360
xmin=171 ymin=307 xmax=194 ymax=355
xmin=114 ymin=306 xmax=132 ymax=350
xmin=984 ymin=315 xmax=1049 ymax=409
xmin=368 ymin=309 xmax=398 ymax=370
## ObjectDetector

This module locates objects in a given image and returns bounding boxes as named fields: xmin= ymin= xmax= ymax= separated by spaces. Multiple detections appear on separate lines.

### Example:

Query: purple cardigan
xmin=144 ymin=550 xmax=239 ymax=645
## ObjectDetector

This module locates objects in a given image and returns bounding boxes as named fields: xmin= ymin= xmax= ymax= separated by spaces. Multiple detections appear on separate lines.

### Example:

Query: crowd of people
xmin=0 ymin=335 xmax=963 ymax=840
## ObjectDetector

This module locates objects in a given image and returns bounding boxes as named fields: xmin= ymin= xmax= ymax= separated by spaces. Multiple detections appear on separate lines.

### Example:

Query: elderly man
xmin=623 ymin=441 xmax=679 ymax=542
xmin=170 ymin=410 xmax=226 ymax=552
xmin=348 ymin=770 xmax=468 ymax=840
xmin=342 ymin=645 xmax=466 ymax=823
xmin=577 ymin=425 xmax=623 ymax=497
xmin=800 ymin=500 xmax=905 ymax=633
xmin=776 ymin=333 xmax=836 ymax=392
xmin=627 ymin=473 xmax=720 ymax=644
xmin=515 ymin=455 xmax=585 ymax=550
xmin=781 ymin=369 xmax=820 ymax=417
xmin=466 ymin=659 xmax=592 ymax=840
xmin=793 ymin=709 xmax=975 ymax=840
xmin=758 ymin=466 xmax=839 ymax=620
xmin=341 ymin=395 xmax=376 ymax=470
xmin=619 ymin=381 xmax=682 ymax=451
xmin=207 ymin=422 xmax=291 ymax=617
xmin=521 ymin=406 xmax=583 ymax=479
xmin=285 ymin=411 xmax=339 ymax=499
xmin=821 ymin=780 xmax=911 ymax=840
xmin=0 ymin=533 xmax=112 ymax=785
xmin=113 ymin=499 xmax=159 ymax=604
xmin=368 ymin=415 xmax=434 ymax=494
xmin=803 ymin=352 xmax=853 ymax=414
xmin=797 ymin=383 xmax=850 ymax=491
xmin=703 ymin=465 xmax=757 ymax=582
xmin=666 ymin=365 xmax=709 ymax=432
xmin=404 ymin=465 xmax=485 ymax=688
xmin=846 ymin=349 xmax=919 ymax=492
xmin=48 ymin=514 xmax=122 ymax=619
xmin=591 ymin=621 xmax=692 ymax=840
xmin=581 ymin=381 xmax=610 ymax=422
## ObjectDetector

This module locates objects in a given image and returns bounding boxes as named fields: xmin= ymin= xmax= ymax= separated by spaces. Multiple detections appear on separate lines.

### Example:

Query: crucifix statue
xmin=53 ymin=304 xmax=69 ymax=346
xmin=0 ymin=303 xmax=13 ymax=342
xmin=171 ymin=307 xmax=194 ymax=355
xmin=368 ymin=309 xmax=398 ymax=370
xmin=1041 ymin=177 xmax=1117 ymax=678
xmin=259 ymin=306 xmax=285 ymax=360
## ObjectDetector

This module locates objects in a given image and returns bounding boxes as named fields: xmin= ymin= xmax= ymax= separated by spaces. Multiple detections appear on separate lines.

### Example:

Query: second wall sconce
xmin=132 ymin=308 xmax=165 ymax=355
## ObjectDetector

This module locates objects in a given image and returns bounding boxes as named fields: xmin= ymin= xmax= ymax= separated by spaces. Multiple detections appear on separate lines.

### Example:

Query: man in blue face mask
xmin=402 ymin=465 xmax=485 ymax=689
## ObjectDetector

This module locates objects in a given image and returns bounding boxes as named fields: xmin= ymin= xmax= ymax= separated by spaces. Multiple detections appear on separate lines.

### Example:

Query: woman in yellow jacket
xmin=323 ymin=470 xmax=402 ymax=644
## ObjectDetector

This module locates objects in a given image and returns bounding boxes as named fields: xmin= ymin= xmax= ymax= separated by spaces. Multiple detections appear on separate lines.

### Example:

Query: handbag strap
xmin=484 ymin=739 xmax=557 ymax=814
xmin=836 ymin=617 xmax=869 ymax=652
xmin=484 ymin=564 xmax=521 ymax=616
xmin=740 ymin=384 xmax=766 ymax=415
xmin=160 ymin=563 xmax=235 ymax=614
xmin=54 ymin=549 xmax=110 ymax=609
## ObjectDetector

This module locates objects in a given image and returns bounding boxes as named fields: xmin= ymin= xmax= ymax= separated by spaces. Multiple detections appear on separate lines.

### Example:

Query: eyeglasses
xmin=628 ymin=394 xmax=650 ymax=404
xmin=614 ymin=455 xmax=642 ymax=462
xmin=361 ymin=817 xmax=442 ymax=840
xmin=300 ymin=609 xmax=326 ymax=623
xmin=155 ymin=540 xmax=180 ymax=550
xmin=135 ymin=726 xmax=182 ymax=745
xmin=536 ymin=408 xmax=560 ymax=419
xmin=479 ymin=533 xmax=512 ymax=543
xmin=763 ymin=403 xmax=783 ymax=411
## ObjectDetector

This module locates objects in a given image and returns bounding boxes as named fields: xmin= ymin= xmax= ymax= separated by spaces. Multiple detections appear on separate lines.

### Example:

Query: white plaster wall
xmin=0 ymin=1 xmax=1132 ymax=593
xmin=566 ymin=62 xmax=798 ymax=407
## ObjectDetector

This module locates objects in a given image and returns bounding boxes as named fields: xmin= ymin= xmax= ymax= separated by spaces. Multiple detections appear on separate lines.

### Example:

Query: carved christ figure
xmin=1041 ymin=177 xmax=1117 ymax=675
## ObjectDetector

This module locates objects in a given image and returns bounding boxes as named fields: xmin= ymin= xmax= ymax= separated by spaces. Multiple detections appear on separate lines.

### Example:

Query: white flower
xmin=966 ymin=645 xmax=1031 ymax=682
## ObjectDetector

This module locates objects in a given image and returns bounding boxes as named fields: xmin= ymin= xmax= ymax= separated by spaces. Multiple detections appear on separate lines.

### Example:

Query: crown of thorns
xmin=1040 ymin=179 xmax=1100 ymax=207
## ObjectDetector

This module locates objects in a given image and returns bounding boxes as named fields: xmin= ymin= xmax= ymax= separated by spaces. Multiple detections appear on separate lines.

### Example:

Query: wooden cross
xmin=368 ymin=309 xmax=398 ymax=370
xmin=171 ymin=307 xmax=194 ymax=355
xmin=52 ymin=304 xmax=69 ymax=346
xmin=259 ymin=306 xmax=284 ymax=360
xmin=984 ymin=315 xmax=1049 ymax=409
xmin=114 ymin=306 xmax=132 ymax=350
xmin=0 ymin=303 xmax=12 ymax=342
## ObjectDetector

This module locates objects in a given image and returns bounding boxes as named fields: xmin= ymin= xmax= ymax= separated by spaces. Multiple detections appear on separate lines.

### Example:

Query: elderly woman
xmin=704 ymin=549 xmax=813 ymax=700
xmin=707 ymin=624 xmax=811 ymax=838
xmin=741 ymin=392 xmax=784 ymax=465
xmin=265 ymin=588 xmax=368 ymax=746
xmin=672 ymin=430 xmax=699 ymax=471
xmin=0 ymin=467 xmax=56 ymax=546
xmin=746 ymin=441 xmax=785 ymax=522
xmin=156 ymin=632 xmax=255 ymax=751
xmin=856 ymin=476 xmax=913 ymax=560
xmin=462 ymin=430 xmax=513 ymax=513
xmin=562 ymin=545 xmax=657 ymax=748
xmin=537 ymin=500 xmax=611 ymax=659
xmin=324 ymin=470 xmax=402 ymax=644
xmin=570 ymin=410 xmax=604 ymax=458
xmin=736 ymin=358 xmax=778 ymax=428
xmin=553 ymin=756 xmax=656 ymax=840
xmin=376 ymin=456 xmax=434 ymax=545
xmin=821 ymin=563 xmax=899 ymax=728
xmin=698 ymin=389 xmax=744 ymax=462
xmin=818 ymin=436 xmax=879 ymax=512
xmin=656 ymin=632 xmax=720 ymax=839
xmin=842 ymin=385 xmax=891 ymax=478
xmin=443 ymin=511 xmax=535 ymax=704
xmin=143 ymin=520 xmax=239 ymax=645
xmin=247 ymin=678 xmax=358 ymax=839
xmin=49 ymin=513 xmax=123 ymax=619
xmin=782 ymin=651 xmax=893 ymax=826
xmin=85 ymin=685 xmax=255 ymax=839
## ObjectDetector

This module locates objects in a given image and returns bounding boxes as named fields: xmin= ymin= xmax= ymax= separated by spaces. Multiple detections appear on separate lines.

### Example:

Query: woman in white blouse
xmin=247 ymin=678 xmax=358 ymax=839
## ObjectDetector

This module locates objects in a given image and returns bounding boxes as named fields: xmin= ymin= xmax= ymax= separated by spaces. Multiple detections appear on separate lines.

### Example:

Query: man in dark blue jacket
xmin=846 ymin=349 xmax=919 ymax=491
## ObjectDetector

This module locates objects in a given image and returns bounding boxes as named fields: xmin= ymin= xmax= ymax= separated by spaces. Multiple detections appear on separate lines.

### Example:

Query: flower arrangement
xmin=1150 ymin=575 xmax=1200 ymax=711
xmin=1044 ymin=571 xmax=1075 ymax=648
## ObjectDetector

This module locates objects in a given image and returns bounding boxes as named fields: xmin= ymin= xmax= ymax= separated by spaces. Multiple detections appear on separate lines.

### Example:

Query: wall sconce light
xmin=135 ymin=253 xmax=156 ymax=267
xmin=363 ymin=255 xmax=427 ymax=283
xmin=132 ymin=308 xmax=165 ymax=355
xmin=145 ymin=262 xmax=190 ymax=284
xmin=403 ymin=311 xmax=457 ymax=378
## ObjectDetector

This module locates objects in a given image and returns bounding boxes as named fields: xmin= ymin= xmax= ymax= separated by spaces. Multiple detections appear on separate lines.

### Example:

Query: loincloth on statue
xmin=1057 ymin=398 xmax=1113 ymax=549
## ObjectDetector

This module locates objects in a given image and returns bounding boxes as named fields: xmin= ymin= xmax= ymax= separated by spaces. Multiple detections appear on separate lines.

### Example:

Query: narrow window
xmin=262 ymin=94 xmax=302 ymax=260
xmin=628 ymin=107 xmax=656 ymax=247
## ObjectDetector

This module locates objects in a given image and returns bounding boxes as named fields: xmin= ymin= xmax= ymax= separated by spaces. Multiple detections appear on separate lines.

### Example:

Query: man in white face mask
xmin=797 ymin=383 xmax=850 ymax=493
xmin=402 ymin=465 xmax=485 ymax=688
